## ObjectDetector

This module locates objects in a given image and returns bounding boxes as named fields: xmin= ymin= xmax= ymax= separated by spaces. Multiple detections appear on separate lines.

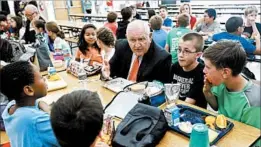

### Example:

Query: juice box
xmin=164 ymin=105 xmax=180 ymax=127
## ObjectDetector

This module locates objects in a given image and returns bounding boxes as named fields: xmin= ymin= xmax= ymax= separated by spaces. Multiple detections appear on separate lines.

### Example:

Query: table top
xmin=56 ymin=20 xmax=104 ymax=30
xmin=69 ymin=13 xmax=122 ymax=19
xmin=1 ymin=71 xmax=260 ymax=146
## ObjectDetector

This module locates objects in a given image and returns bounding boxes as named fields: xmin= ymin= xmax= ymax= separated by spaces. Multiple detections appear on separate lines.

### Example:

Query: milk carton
xmin=164 ymin=105 xmax=180 ymax=127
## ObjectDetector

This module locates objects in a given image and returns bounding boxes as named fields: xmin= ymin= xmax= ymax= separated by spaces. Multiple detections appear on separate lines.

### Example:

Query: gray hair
xmin=126 ymin=20 xmax=150 ymax=36
xmin=24 ymin=4 xmax=38 ymax=13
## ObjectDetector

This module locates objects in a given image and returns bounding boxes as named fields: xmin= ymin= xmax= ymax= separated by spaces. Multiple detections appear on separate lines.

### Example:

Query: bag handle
xmin=120 ymin=116 xmax=153 ymax=141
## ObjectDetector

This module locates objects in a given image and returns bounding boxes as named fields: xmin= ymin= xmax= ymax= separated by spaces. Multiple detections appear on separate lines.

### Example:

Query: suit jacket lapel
xmin=137 ymin=41 xmax=155 ymax=81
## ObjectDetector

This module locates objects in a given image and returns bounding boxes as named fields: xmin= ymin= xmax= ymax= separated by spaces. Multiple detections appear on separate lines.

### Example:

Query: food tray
xmin=169 ymin=104 xmax=234 ymax=145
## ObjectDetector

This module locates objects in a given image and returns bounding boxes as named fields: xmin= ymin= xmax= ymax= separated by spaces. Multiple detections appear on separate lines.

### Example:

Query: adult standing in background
xmin=23 ymin=4 xmax=45 ymax=44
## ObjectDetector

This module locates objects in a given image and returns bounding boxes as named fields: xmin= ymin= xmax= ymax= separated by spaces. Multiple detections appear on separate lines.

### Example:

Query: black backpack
xmin=9 ymin=40 xmax=27 ymax=62
xmin=112 ymin=103 xmax=168 ymax=147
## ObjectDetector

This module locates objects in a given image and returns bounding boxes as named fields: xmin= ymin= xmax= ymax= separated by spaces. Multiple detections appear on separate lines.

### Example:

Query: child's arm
xmin=253 ymin=33 xmax=261 ymax=55
xmin=38 ymin=101 xmax=50 ymax=114
xmin=203 ymin=75 xmax=218 ymax=111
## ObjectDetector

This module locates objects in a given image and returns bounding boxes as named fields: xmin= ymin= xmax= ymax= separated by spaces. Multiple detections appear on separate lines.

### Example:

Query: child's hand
xmin=102 ymin=60 xmax=111 ymax=79
xmin=253 ymin=32 xmax=260 ymax=40
xmin=38 ymin=101 xmax=50 ymax=114
xmin=94 ymin=142 xmax=109 ymax=147
xmin=203 ymin=75 xmax=213 ymax=94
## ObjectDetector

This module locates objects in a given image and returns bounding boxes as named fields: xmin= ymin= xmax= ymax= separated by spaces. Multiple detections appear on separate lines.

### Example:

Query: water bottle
xmin=78 ymin=58 xmax=88 ymax=89
xmin=78 ymin=72 xmax=88 ymax=89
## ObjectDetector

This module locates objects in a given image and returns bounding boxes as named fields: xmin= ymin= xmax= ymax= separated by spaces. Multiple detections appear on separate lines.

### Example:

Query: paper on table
xmin=104 ymin=91 xmax=141 ymax=119
xmin=37 ymin=92 xmax=65 ymax=105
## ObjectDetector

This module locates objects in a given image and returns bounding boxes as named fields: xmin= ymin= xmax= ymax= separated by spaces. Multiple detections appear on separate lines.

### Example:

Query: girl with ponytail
xmin=45 ymin=21 xmax=71 ymax=58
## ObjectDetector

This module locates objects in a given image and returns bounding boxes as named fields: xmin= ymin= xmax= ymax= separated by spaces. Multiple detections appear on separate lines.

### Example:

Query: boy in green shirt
xmin=203 ymin=40 xmax=261 ymax=130
xmin=165 ymin=13 xmax=191 ymax=63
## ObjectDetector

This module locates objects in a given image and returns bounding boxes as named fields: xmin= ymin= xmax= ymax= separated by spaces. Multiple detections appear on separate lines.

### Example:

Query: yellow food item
xmin=205 ymin=116 xmax=216 ymax=124
xmin=216 ymin=114 xmax=227 ymax=129
xmin=47 ymin=74 xmax=60 ymax=81
xmin=208 ymin=128 xmax=219 ymax=143
xmin=205 ymin=116 xmax=216 ymax=130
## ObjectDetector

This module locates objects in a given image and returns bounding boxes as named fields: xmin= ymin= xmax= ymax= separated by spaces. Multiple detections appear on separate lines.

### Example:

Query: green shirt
xmin=211 ymin=80 xmax=261 ymax=129
xmin=166 ymin=27 xmax=191 ymax=63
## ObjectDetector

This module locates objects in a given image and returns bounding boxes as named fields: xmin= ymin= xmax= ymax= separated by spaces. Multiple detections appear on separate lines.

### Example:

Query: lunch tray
xmin=169 ymin=104 xmax=234 ymax=145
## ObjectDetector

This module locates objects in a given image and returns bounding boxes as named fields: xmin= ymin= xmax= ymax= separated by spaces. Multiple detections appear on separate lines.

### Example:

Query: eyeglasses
xmin=177 ymin=49 xmax=197 ymax=56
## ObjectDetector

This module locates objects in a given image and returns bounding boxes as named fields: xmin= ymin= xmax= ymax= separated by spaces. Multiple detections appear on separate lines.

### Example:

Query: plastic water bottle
xmin=78 ymin=58 xmax=88 ymax=89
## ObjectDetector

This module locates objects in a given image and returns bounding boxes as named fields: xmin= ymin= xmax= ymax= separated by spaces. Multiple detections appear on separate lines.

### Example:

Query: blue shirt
xmin=152 ymin=29 xmax=167 ymax=49
xmin=163 ymin=17 xmax=173 ymax=27
xmin=212 ymin=32 xmax=256 ymax=59
xmin=2 ymin=100 xmax=59 ymax=147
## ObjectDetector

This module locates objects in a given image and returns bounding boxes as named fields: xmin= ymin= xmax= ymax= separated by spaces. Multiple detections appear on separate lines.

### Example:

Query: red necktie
xmin=128 ymin=57 xmax=139 ymax=81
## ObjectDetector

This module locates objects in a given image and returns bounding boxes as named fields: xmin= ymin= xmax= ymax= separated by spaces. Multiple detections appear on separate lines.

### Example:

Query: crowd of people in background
xmin=0 ymin=2 xmax=260 ymax=147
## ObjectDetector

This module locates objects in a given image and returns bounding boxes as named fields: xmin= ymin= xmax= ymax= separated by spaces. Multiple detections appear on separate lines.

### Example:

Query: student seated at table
xmin=243 ymin=6 xmax=261 ymax=38
xmin=0 ymin=61 xmax=59 ymax=147
xmin=46 ymin=21 xmax=71 ymax=58
xmin=166 ymin=13 xmax=192 ymax=63
xmin=0 ymin=39 xmax=14 ymax=63
xmin=9 ymin=16 xmax=23 ymax=39
xmin=75 ymin=24 xmax=102 ymax=65
xmin=33 ymin=20 xmax=54 ymax=52
xmin=177 ymin=3 xmax=197 ymax=29
xmin=50 ymin=90 xmax=107 ymax=147
xmin=130 ymin=5 xmax=142 ymax=20
xmin=0 ymin=14 xmax=11 ymax=38
xmin=203 ymin=40 xmax=261 ymax=129
xmin=104 ymin=11 xmax=118 ymax=36
xmin=169 ymin=33 xmax=207 ymax=109
xmin=147 ymin=9 xmax=156 ymax=20
xmin=116 ymin=7 xmax=132 ymax=39
xmin=149 ymin=15 xmax=167 ymax=49
xmin=195 ymin=8 xmax=221 ymax=37
xmin=212 ymin=16 xmax=261 ymax=60
xmin=97 ymin=27 xmax=115 ymax=62
xmin=159 ymin=6 xmax=173 ymax=32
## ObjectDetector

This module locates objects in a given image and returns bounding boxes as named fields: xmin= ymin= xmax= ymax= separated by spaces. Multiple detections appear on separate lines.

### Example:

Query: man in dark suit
xmin=103 ymin=20 xmax=171 ymax=83
xmin=23 ymin=4 xmax=45 ymax=44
